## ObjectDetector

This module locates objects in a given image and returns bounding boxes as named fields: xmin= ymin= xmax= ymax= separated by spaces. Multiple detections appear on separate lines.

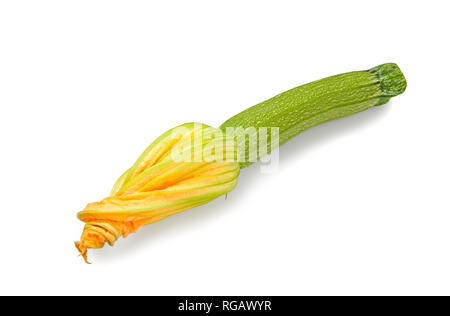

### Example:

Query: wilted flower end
xmin=76 ymin=123 xmax=240 ymax=263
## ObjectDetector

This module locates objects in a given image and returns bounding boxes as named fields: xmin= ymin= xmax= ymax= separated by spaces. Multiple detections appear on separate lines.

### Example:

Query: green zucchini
xmin=220 ymin=63 xmax=406 ymax=166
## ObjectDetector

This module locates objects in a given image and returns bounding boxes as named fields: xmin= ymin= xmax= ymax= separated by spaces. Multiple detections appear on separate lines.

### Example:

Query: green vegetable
xmin=76 ymin=62 xmax=407 ymax=262
xmin=220 ymin=63 xmax=407 ymax=166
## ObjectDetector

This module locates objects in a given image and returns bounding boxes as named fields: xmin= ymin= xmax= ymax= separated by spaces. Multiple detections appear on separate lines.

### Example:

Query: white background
xmin=1 ymin=1 xmax=449 ymax=296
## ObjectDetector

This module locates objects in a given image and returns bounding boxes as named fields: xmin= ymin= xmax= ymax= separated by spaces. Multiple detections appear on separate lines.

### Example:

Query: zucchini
xmin=220 ymin=63 xmax=406 ymax=166
xmin=76 ymin=63 xmax=407 ymax=263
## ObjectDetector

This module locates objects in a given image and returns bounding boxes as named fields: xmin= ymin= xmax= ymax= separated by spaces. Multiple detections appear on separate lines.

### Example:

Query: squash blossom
xmin=76 ymin=123 xmax=240 ymax=263
xmin=76 ymin=63 xmax=407 ymax=263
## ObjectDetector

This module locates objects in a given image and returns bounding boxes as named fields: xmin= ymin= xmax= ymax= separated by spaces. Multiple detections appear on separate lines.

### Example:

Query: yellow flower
xmin=75 ymin=123 xmax=240 ymax=263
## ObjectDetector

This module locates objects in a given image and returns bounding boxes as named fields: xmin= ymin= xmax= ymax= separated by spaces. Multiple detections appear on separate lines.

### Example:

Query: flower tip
xmin=75 ymin=241 xmax=91 ymax=264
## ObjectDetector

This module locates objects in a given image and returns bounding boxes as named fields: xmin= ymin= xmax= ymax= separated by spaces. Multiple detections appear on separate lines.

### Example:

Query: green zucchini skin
xmin=220 ymin=63 xmax=406 ymax=167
